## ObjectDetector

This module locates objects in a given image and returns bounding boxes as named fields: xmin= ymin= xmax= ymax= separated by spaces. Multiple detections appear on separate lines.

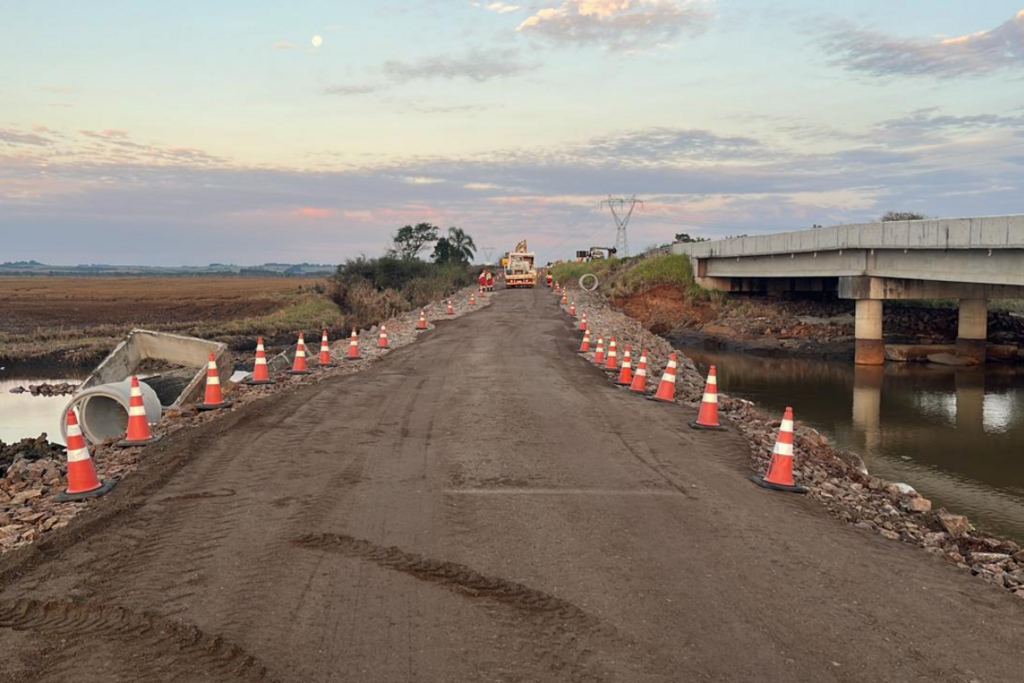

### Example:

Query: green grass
xmin=551 ymin=253 xmax=723 ymax=303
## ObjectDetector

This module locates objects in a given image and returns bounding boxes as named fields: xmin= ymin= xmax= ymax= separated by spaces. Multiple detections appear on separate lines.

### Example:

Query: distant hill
xmin=0 ymin=261 xmax=337 ymax=276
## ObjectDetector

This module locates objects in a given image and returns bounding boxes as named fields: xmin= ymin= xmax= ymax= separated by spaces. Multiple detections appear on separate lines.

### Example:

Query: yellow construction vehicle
xmin=503 ymin=240 xmax=537 ymax=288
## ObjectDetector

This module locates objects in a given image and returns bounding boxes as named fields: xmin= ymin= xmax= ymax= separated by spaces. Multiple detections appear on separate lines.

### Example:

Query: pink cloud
xmin=296 ymin=206 xmax=332 ymax=218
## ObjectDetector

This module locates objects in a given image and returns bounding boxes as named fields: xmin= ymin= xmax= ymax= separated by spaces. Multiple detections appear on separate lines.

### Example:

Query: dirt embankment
xmin=612 ymin=284 xmax=1024 ymax=361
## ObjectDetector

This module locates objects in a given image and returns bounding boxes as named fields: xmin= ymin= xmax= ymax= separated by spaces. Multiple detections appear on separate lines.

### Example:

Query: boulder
xmin=937 ymin=512 xmax=971 ymax=539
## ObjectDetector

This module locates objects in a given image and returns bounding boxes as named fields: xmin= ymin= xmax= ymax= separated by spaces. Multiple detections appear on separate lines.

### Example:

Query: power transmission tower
xmin=601 ymin=195 xmax=643 ymax=257
xmin=481 ymin=246 xmax=495 ymax=265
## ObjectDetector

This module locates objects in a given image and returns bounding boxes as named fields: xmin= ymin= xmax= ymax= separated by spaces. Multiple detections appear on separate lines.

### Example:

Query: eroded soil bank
xmin=612 ymin=284 xmax=1024 ymax=361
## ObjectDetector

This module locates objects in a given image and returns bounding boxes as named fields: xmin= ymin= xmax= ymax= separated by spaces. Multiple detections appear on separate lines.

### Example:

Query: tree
xmin=387 ymin=223 xmax=440 ymax=260
xmin=674 ymin=232 xmax=708 ymax=243
xmin=446 ymin=227 xmax=476 ymax=262
xmin=881 ymin=211 xmax=927 ymax=222
xmin=431 ymin=237 xmax=455 ymax=264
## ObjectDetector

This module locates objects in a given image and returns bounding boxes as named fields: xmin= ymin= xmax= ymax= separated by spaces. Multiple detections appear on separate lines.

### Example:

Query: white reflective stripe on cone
xmin=774 ymin=442 xmax=794 ymax=456
xmin=256 ymin=357 xmax=267 ymax=365
xmin=208 ymin=376 xmax=220 ymax=385
xmin=707 ymin=375 xmax=717 ymax=385
xmin=66 ymin=447 xmax=91 ymax=463
xmin=781 ymin=419 xmax=794 ymax=432
xmin=702 ymin=392 xmax=717 ymax=404
xmin=128 ymin=405 xmax=147 ymax=417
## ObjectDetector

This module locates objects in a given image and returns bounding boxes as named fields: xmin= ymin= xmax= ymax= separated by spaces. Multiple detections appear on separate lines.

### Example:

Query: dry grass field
xmin=0 ymin=276 xmax=340 ymax=367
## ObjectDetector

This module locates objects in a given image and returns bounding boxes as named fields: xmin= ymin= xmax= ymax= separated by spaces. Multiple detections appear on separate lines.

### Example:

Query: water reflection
xmin=680 ymin=347 xmax=1024 ymax=542
xmin=0 ymin=366 xmax=86 ymax=445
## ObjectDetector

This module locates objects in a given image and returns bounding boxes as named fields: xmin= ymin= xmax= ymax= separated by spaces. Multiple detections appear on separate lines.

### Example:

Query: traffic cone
xmin=577 ymin=329 xmax=591 ymax=353
xmin=616 ymin=345 xmax=633 ymax=385
xmin=560 ymin=290 xmax=567 ymax=305
xmin=286 ymin=333 xmax=312 ymax=375
xmin=750 ymin=407 xmax=807 ymax=493
xmin=579 ymin=311 xmax=587 ymax=332
xmin=569 ymin=301 xmax=576 ymax=316
xmin=447 ymin=300 xmax=454 ymax=315
xmin=554 ymin=282 xmax=560 ymax=292
xmin=416 ymin=309 xmax=427 ymax=330
xmin=346 ymin=328 xmax=361 ymax=360
xmin=117 ymin=376 xmax=161 ymax=447
xmin=318 ymin=329 xmax=333 ymax=366
xmin=378 ymin=324 xmax=389 ymax=349
xmin=690 ymin=366 xmax=726 ymax=430
xmin=629 ymin=349 xmax=649 ymax=393
xmin=648 ymin=352 xmax=678 ymax=403
xmin=479 ymin=285 xmax=486 ymax=298
xmin=604 ymin=337 xmax=618 ymax=370
xmin=197 ymin=352 xmax=233 ymax=410
xmin=470 ymin=293 xmax=477 ymax=305
xmin=243 ymin=337 xmax=275 ymax=385
xmin=56 ymin=409 xmax=116 ymax=502
xmin=593 ymin=335 xmax=605 ymax=365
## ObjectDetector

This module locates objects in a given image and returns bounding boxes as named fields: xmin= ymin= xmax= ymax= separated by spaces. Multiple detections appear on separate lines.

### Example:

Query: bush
xmin=329 ymin=257 xmax=475 ymax=328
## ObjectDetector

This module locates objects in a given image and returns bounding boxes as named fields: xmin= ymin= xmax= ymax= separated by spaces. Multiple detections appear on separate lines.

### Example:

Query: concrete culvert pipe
xmin=61 ymin=379 xmax=162 ymax=444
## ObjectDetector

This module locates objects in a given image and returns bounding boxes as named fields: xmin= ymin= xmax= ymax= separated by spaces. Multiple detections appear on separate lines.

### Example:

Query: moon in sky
xmin=311 ymin=35 xmax=323 ymax=47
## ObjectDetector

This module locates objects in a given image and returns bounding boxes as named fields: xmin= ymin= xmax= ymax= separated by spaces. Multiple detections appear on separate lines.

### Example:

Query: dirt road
xmin=1 ymin=288 xmax=1022 ymax=682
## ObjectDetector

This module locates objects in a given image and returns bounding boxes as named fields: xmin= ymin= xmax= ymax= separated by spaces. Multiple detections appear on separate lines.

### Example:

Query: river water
xmin=678 ymin=345 xmax=1024 ymax=542
xmin=0 ymin=367 xmax=86 ymax=446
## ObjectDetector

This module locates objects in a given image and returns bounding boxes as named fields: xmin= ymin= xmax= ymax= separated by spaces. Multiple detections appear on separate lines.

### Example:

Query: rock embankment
xmin=0 ymin=288 xmax=491 ymax=555
xmin=567 ymin=287 xmax=1024 ymax=600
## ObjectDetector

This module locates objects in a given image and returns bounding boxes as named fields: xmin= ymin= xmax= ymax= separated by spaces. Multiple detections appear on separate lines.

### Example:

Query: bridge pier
xmin=855 ymin=299 xmax=885 ymax=366
xmin=957 ymin=299 xmax=988 ymax=364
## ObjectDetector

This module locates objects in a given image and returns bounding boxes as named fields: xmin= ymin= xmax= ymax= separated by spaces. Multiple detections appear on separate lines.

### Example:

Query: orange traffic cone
xmin=117 ymin=376 xmax=161 ymax=447
xmin=197 ymin=352 xmax=233 ymax=410
xmin=470 ymin=293 xmax=477 ymax=305
xmin=286 ymin=333 xmax=312 ymax=375
xmin=554 ymin=282 xmax=560 ymax=292
xmin=346 ymin=328 xmax=361 ymax=360
xmin=447 ymin=300 xmax=454 ymax=315
xmin=579 ymin=311 xmax=587 ymax=332
xmin=593 ymin=335 xmax=605 ymax=365
xmin=648 ymin=352 xmax=678 ymax=403
xmin=569 ymin=301 xmax=576 ymax=316
xmin=56 ymin=409 xmax=116 ymax=501
xmin=630 ymin=349 xmax=649 ymax=393
xmin=560 ymin=290 xmax=567 ymax=305
xmin=378 ymin=324 xmax=389 ymax=349
xmin=691 ymin=366 xmax=726 ymax=430
xmin=244 ymin=337 xmax=275 ymax=385
xmin=479 ymin=285 xmax=486 ymax=298
xmin=577 ymin=329 xmax=591 ymax=353
xmin=750 ymin=407 xmax=807 ymax=493
xmin=616 ymin=345 xmax=633 ymax=385
xmin=416 ymin=309 xmax=427 ymax=330
xmin=318 ymin=328 xmax=334 ymax=366
xmin=604 ymin=337 xmax=618 ymax=370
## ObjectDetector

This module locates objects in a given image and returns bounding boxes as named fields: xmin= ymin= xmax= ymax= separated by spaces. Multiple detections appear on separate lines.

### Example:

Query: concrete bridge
xmin=671 ymin=215 xmax=1024 ymax=364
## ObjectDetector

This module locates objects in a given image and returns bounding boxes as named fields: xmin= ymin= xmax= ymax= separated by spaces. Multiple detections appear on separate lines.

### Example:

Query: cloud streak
xmin=517 ymin=0 xmax=713 ymax=51
xmin=821 ymin=10 xmax=1024 ymax=78
xmin=382 ymin=48 xmax=530 ymax=82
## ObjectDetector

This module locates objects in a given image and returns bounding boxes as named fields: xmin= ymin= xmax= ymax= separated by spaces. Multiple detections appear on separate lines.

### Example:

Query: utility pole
xmin=601 ymin=195 xmax=643 ymax=257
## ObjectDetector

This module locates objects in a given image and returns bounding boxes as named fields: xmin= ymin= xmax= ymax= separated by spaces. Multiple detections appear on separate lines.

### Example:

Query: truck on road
xmin=502 ymin=240 xmax=537 ymax=288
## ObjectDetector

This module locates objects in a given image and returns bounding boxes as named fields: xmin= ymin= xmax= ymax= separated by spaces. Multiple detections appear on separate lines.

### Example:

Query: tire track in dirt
xmin=0 ymin=597 xmax=278 ymax=683
xmin=292 ymin=532 xmax=634 ymax=682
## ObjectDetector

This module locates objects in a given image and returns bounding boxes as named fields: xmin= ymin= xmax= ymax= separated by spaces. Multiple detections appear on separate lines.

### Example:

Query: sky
xmin=2 ymin=0 xmax=1024 ymax=265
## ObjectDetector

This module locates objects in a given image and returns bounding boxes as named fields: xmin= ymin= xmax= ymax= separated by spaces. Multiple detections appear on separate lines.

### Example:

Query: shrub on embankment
xmin=329 ymin=257 xmax=477 ymax=329
xmin=550 ymin=254 xmax=716 ymax=301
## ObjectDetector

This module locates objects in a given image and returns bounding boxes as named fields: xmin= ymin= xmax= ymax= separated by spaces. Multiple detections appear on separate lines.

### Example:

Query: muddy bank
xmin=611 ymin=284 xmax=1024 ymax=362
xmin=567 ymin=286 xmax=1024 ymax=600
